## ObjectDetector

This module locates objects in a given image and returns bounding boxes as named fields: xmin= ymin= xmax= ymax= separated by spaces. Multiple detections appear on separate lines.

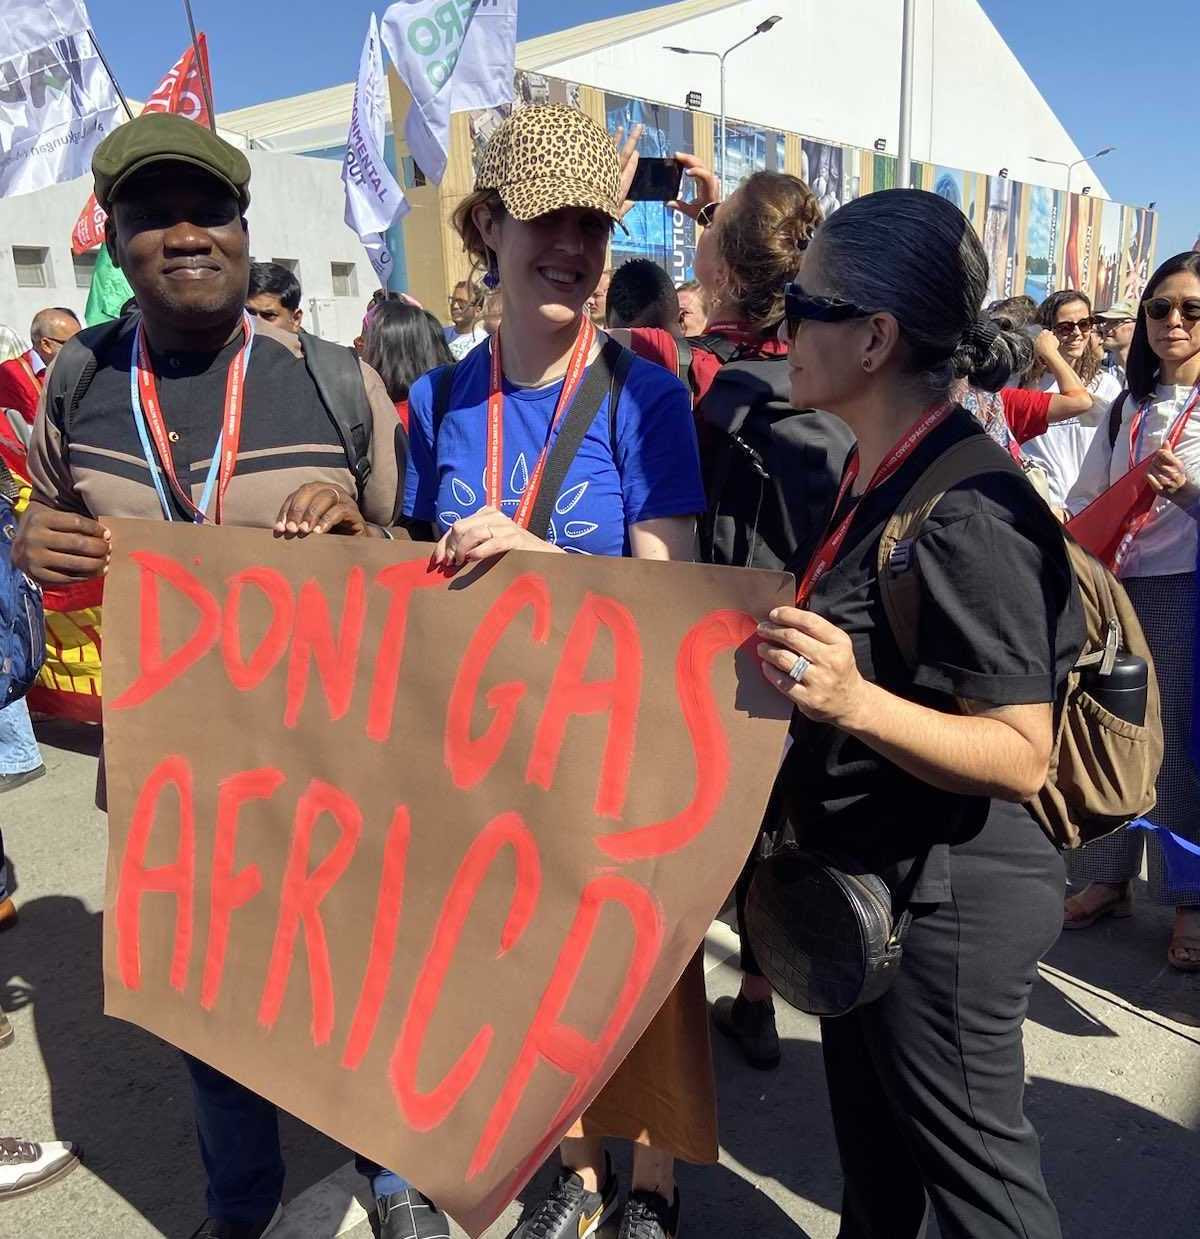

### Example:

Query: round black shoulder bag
xmin=743 ymin=842 xmax=924 ymax=1018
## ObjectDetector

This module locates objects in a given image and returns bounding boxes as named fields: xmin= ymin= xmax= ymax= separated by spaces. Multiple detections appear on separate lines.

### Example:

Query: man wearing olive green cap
xmin=14 ymin=113 xmax=432 ymax=1239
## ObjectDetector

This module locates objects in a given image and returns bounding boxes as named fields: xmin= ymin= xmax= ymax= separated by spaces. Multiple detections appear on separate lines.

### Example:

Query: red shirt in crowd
xmin=999 ymin=387 xmax=1053 ymax=445
xmin=0 ymin=351 xmax=42 ymax=426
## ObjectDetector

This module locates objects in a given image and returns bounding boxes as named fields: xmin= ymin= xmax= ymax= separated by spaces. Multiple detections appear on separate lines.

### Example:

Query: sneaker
xmin=513 ymin=1154 xmax=618 ymax=1239
xmin=0 ymin=1010 xmax=12 ymax=1048
xmin=0 ymin=1137 xmax=81 ymax=1198
xmin=377 ymin=1188 xmax=452 ymax=1239
xmin=711 ymin=993 xmax=781 ymax=1070
xmin=0 ymin=765 xmax=45 ymax=794
xmin=187 ymin=1205 xmax=283 ymax=1239
xmin=617 ymin=1189 xmax=680 ymax=1239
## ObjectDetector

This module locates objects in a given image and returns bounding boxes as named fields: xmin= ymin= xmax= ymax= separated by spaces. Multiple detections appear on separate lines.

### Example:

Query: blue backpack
xmin=0 ymin=469 xmax=46 ymax=707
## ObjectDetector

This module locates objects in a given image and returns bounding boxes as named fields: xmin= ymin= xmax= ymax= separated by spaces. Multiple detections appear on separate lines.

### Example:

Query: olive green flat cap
xmin=92 ymin=112 xmax=251 ymax=212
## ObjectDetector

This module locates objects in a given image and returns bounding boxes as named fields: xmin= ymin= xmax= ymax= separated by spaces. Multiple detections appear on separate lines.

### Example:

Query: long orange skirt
xmin=565 ymin=950 xmax=718 ymax=1164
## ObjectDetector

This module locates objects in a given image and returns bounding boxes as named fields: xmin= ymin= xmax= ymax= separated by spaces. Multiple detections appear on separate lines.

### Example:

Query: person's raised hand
xmin=669 ymin=151 xmax=722 ymax=223
xmin=273 ymin=483 xmax=368 ymax=538
xmin=1033 ymin=329 xmax=1061 ymax=363
xmin=432 ymin=506 xmax=561 ymax=569
xmin=612 ymin=123 xmax=645 ymax=221
xmin=13 ymin=502 xmax=110 ymax=585
xmin=757 ymin=606 xmax=869 ymax=729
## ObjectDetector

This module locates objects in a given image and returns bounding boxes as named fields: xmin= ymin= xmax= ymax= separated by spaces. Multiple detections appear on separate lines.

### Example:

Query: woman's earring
xmin=862 ymin=358 xmax=872 ymax=371
xmin=482 ymin=252 xmax=500 ymax=291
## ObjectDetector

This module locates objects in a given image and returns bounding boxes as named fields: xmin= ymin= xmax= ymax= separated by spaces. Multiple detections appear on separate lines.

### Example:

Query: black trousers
xmin=820 ymin=800 xmax=1064 ymax=1239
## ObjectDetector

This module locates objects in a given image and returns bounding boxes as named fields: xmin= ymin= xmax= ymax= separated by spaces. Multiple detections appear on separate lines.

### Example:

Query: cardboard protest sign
xmin=100 ymin=521 xmax=793 ymax=1235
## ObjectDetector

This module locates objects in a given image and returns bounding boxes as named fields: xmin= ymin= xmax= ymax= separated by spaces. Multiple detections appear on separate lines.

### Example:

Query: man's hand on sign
xmin=612 ymin=123 xmax=644 ymax=221
xmin=14 ymin=501 xmax=110 ymax=585
xmin=756 ymin=605 xmax=870 ymax=729
xmin=433 ymin=506 xmax=565 ymax=569
xmin=1147 ymin=446 xmax=1200 ymax=510
xmin=274 ymin=483 xmax=369 ymax=538
xmin=669 ymin=151 xmax=722 ymax=224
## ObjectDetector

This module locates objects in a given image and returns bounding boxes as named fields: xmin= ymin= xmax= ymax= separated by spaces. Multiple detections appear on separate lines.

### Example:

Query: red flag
xmin=1064 ymin=457 xmax=1156 ymax=569
xmin=71 ymin=36 xmax=214 ymax=256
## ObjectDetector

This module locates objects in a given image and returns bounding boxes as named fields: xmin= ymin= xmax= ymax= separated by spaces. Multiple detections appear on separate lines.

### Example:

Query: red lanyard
xmin=133 ymin=313 xmax=254 ymax=524
xmin=795 ymin=400 xmax=954 ymax=606
xmin=486 ymin=319 xmax=595 ymax=529
xmin=1114 ymin=381 xmax=1200 ymax=566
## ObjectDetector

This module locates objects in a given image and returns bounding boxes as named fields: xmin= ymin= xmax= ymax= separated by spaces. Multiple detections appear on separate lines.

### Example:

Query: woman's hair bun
xmin=954 ymin=314 xmax=1033 ymax=392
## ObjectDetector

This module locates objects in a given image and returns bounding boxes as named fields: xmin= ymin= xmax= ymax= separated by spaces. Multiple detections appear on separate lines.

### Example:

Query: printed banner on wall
xmin=100 ymin=523 xmax=793 ymax=1236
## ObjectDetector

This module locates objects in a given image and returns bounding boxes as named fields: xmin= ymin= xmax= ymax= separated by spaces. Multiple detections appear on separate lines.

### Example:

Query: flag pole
xmin=89 ymin=30 xmax=136 ymax=122
xmin=181 ymin=0 xmax=217 ymax=131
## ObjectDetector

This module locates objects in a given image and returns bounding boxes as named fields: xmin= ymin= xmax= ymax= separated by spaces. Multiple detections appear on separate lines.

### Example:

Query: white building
xmin=0 ymin=0 xmax=1137 ymax=345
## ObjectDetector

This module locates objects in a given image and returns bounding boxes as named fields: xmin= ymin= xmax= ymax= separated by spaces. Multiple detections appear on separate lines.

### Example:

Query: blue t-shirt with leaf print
xmin=402 ymin=342 xmax=704 ymax=557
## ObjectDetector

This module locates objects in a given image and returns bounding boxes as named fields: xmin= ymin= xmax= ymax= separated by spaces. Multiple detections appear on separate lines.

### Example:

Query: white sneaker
xmin=0 ymin=1137 xmax=82 ymax=1198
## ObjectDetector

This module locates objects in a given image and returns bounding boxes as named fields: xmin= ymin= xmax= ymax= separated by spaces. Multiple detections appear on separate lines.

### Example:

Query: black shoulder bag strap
xmin=1109 ymin=388 xmax=1129 ymax=447
xmin=298 ymin=330 xmax=373 ymax=502
xmin=526 ymin=337 xmax=623 ymax=540
xmin=431 ymin=362 xmax=458 ymax=445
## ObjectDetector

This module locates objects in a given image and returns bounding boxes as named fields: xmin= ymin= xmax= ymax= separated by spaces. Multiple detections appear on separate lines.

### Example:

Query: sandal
xmin=1168 ymin=911 xmax=1200 ymax=972
xmin=1063 ymin=884 xmax=1134 ymax=930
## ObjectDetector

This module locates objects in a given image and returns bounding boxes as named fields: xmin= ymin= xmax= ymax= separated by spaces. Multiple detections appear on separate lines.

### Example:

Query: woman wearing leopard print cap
xmin=402 ymin=105 xmax=711 ymax=1239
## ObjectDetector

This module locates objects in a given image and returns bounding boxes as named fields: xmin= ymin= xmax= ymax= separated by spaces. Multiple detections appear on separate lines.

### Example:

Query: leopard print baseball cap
xmin=476 ymin=104 xmax=622 ymax=223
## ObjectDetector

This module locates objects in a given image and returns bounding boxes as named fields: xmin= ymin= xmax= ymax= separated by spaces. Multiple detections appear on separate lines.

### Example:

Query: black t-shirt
xmin=777 ymin=407 xmax=1083 ymax=902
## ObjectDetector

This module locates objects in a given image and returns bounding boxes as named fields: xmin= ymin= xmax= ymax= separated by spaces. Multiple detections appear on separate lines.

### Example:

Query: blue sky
xmin=89 ymin=0 xmax=1195 ymax=263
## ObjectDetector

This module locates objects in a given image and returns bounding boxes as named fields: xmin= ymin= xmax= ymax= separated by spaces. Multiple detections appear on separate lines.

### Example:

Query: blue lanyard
xmin=128 ymin=319 xmax=255 ymax=522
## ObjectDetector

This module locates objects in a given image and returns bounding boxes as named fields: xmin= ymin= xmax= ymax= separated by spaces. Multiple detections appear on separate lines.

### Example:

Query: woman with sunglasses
xmin=758 ymin=189 xmax=1082 ymax=1239
xmin=1064 ymin=252 xmax=1200 ymax=969
xmin=1021 ymin=290 xmax=1124 ymax=507
xmin=403 ymin=106 xmax=708 ymax=1239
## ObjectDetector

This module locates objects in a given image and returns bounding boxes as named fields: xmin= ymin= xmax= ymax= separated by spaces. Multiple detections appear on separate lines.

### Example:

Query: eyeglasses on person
xmin=695 ymin=201 xmax=720 ymax=229
xmin=1052 ymin=318 xmax=1095 ymax=338
xmin=1142 ymin=296 xmax=1200 ymax=324
xmin=783 ymin=281 xmax=877 ymax=338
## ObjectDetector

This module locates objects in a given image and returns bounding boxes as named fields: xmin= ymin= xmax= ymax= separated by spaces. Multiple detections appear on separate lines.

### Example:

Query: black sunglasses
xmin=695 ymin=201 xmax=720 ymax=229
xmin=1052 ymin=318 xmax=1095 ymax=338
xmin=784 ymin=281 xmax=876 ymax=338
xmin=1143 ymin=296 xmax=1200 ymax=323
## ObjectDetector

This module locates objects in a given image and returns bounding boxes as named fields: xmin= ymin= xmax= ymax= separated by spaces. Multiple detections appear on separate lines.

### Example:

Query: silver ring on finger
xmin=787 ymin=654 xmax=811 ymax=684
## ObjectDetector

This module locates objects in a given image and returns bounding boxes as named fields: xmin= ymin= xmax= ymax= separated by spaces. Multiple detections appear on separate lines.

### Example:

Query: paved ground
xmin=2 ymin=721 xmax=1198 ymax=1239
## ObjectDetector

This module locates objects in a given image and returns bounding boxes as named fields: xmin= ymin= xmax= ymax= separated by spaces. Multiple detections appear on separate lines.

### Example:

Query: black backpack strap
xmin=298 ymin=330 xmax=373 ymax=501
xmin=431 ymin=362 xmax=458 ymax=445
xmin=44 ymin=317 xmax=131 ymax=438
xmin=527 ymin=337 xmax=623 ymax=540
xmin=1109 ymin=389 xmax=1129 ymax=447
xmin=606 ymin=340 xmax=635 ymax=460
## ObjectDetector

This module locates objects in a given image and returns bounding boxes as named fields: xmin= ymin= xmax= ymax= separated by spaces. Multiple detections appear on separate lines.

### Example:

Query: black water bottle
xmin=1080 ymin=654 xmax=1149 ymax=726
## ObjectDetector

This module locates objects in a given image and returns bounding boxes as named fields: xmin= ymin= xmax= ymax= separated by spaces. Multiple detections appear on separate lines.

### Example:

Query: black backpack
xmin=43 ymin=315 xmax=379 ymax=506
xmin=692 ymin=339 xmax=854 ymax=572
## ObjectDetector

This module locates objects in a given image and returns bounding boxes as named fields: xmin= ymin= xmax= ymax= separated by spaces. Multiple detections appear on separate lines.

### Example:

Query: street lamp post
xmin=1030 ymin=146 xmax=1116 ymax=196
xmin=665 ymin=16 xmax=783 ymax=196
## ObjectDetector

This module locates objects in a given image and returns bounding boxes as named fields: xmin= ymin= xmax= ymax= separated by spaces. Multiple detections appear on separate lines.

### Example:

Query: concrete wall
xmin=534 ymin=0 xmax=1111 ymax=198
xmin=0 ymin=150 xmax=370 ymax=347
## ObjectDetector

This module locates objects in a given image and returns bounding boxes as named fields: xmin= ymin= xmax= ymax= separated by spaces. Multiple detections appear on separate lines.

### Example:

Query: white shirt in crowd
xmin=446 ymin=322 xmax=488 ymax=361
xmin=1021 ymin=369 xmax=1124 ymax=507
xmin=1067 ymin=384 xmax=1200 ymax=579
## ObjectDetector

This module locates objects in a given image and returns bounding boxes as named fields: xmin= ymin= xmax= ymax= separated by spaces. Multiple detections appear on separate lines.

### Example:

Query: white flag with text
xmin=381 ymin=0 xmax=517 ymax=187
xmin=0 ymin=0 xmax=122 ymax=199
xmin=343 ymin=13 xmax=407 ymax=286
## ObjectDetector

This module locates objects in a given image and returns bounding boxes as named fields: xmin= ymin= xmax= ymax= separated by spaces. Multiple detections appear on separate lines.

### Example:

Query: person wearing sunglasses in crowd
xmin=1021 ymin=290 xmax=1124 ymax=506
xmin=756 ymin=188 xmax=1082 ymax=1239
xmin=1095 ymin=300 xmax=1138 ymax=384
xmin=1064 ymin=253 xmax=1200 ymax=971
xmin=444 ymin=279 xmax=488 ymax=360
xmin=402 ymin=105 xmax=709 ymax=1239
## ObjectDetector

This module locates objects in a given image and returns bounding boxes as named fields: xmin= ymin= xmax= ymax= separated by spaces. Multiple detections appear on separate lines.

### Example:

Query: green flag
xmin=84 ymin=245 xmax=134 ymax=325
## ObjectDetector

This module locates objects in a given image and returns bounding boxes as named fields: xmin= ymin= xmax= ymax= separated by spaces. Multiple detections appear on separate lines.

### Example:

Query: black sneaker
xmin=187 ymin=1205 xmax=282 ymax=1239
xmin=711 ymin=993 xmax=781 ymax=1070
xmin=513 ymin=1154 xmax=618 ymax=1239
xmin=617 ymin=1189 xmax=680 ymax=1239
xmin=377 ymin=1188 xmax=452 ymax=1239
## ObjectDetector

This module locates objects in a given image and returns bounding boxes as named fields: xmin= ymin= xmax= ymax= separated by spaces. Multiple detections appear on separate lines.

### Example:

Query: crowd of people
xmin=0 ymin=97 xmax=1195 ymax=1239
